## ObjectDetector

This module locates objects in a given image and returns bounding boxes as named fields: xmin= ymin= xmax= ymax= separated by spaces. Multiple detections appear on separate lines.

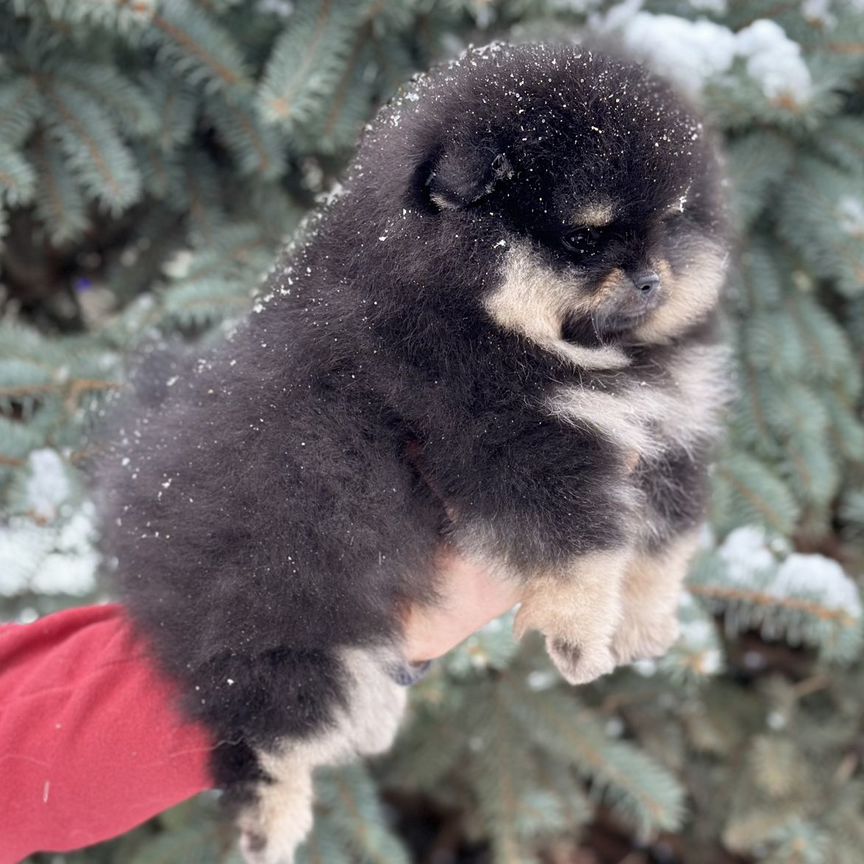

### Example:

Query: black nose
xmin=633 ymin=270 xmax=660 ymax=296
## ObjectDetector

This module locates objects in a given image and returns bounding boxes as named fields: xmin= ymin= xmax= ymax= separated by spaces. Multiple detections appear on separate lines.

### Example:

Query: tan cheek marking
xmin=484 ymin=245 xmax=572 ymax=343
xmin=586 ymin=267 xmax=629 ymax=312
xmin=573 ymin=201 xmax=615 ymax=227
xmin=634 ymin=243 xmax=728 ymax=344
xmin=430 ymin=191 xmax=457 ymax=211
xmin=485 ymin=245 xmax=630 ymax=370
xmin=656 ymin=258 xmax=673 ymax=286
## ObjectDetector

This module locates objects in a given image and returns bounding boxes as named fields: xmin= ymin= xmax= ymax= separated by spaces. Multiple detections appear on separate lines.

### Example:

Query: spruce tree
xmin=2 ymin=2 xmax=863 ymax=862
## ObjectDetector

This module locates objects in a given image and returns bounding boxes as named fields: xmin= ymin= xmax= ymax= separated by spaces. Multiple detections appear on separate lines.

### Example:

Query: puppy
xmin=96 ymin=42 xmax=730 ymax=863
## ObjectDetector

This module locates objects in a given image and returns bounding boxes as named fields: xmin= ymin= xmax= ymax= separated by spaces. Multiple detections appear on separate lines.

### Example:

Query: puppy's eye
xmin=561 ymin=227 xmax=603 ymax=259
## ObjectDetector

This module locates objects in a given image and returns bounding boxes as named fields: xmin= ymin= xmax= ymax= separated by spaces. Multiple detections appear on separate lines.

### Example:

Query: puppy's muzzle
xmin=632 ymin=269 xmax=660 ymax=297
xmin=602 ymin=269 xmax=662 ymax=332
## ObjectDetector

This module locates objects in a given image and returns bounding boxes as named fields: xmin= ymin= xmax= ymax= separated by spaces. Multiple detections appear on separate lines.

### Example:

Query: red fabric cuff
xmin=0 ymin=604 xmax=214 ymax=863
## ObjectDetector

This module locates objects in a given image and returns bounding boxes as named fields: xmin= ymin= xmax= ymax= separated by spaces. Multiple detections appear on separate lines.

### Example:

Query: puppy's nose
xmin=633 ymin=270 xmax=660 ymax=296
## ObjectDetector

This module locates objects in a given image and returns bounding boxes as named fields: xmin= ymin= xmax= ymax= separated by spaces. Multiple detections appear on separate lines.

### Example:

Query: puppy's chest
xmin=543 ymin=345 xmax=728 ymax=462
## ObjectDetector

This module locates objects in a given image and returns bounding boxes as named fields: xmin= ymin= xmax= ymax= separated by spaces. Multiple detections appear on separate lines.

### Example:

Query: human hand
xmin=403 ymin=544 xmax=522 ymax=663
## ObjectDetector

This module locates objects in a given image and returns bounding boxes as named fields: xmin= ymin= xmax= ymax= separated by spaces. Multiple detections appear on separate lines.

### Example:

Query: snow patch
xmin=775 ymin=554 xmax=861 ymax=615
xmin=609 ymin=12 xmax=738 ymax=95
xmin=717 ymin=526 xmax=778 ymax=583
xmin=0 ymin=503 xmax=99 ymax=597
xmin=24 ymin=449 xmax=71 ymax=522
xmin=802 ymin=0 xmax=836 ymax=26
xmin=838 ymin=196 xmax=864 ymax=237
xmin=716 ymin=526 xmax=861 ymax=617
xmin=596 ymin=6 xmax=812 ymax=102
xmin=736 ymin=19 xmax=812 ymax=102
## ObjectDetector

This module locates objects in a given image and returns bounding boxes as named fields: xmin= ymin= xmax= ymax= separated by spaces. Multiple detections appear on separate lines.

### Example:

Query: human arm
xmin=0 ymin=551 xmax=517 ymax=861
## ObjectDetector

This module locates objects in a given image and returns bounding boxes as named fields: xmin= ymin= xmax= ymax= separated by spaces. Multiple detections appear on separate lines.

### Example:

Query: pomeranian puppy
xmin=96 ymin=42 xmax=730 ymax=863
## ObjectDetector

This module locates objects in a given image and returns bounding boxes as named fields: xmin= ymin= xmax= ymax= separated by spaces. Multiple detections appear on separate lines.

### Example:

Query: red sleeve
xmin=0 ymin=604 xmax=214 ymax=863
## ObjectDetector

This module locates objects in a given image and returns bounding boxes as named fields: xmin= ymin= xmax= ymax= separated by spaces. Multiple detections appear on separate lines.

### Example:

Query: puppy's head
xmin=403 ymin=43 xmax=727 ymax=354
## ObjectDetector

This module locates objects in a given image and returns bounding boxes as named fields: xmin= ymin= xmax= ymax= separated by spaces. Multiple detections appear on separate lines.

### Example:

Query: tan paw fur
xmin=611 ymin=533 xmax=699 ymax=665
xmin=514 ymin=550 xmax=629 ymax=685
xmin=238 ymin=768 xmax=314 ymax=864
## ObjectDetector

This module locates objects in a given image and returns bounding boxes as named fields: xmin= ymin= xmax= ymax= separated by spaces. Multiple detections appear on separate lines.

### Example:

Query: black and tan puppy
xmin=96 ymin=42 xmax=730 ymax=862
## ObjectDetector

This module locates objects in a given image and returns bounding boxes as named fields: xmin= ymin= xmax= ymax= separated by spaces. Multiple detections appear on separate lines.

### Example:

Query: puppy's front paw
xmin=547 ymin=637 xmax=617 ymax=685
xmin=238 ymin=812 xmax=306 ymax=864
xmin=238 ymin=823 xmax=272 ymax=864
xmin=237 ymin=776 xmax=314 ymax=864
xmin=612 ymin=614 xmax=680 ymax=665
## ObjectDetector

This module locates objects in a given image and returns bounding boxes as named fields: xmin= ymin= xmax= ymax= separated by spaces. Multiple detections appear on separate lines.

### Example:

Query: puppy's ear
xmin=426 ymin=149 xmax=513 ymax=211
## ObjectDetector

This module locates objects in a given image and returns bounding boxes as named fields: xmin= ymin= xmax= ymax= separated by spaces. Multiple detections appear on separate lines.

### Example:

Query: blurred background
xmin=2 ymin=1 xmax=864 ymax=862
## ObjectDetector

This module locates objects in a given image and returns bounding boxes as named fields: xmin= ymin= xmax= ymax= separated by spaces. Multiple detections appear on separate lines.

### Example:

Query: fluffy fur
xmin=95 ymin=42 xmax=730 ymax=863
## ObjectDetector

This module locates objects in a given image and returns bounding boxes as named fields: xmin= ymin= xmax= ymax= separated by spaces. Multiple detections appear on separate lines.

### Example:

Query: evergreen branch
xmin=381 ymin=699 xmax=468 ymax=790
xmin=826 ymin=42 xmax=864 ymax=55
xmin=334 ymin=777 xmax=378 ymax=860
xmin=778 ymin=157 xmax=864 ymax=297
xmin=150 ymin=0 xmax=248 ymax=91
xmin=0 ymin=379 xmax=119 ymax=404
xmin=0 ymin=417 xmax=48 ymax=472
xmin=158 ymin=86 xmax=189 ymax=153
xmin=41 ymin=78 xmax=142 ymax=212
xmin=64 ymin=378 xmax=121 ymax=410
xmin=152 ymin=15 xmax=239 ymax=85
xmin=257 ymin=0 xmax=371 ymax=133
xmin=323 ymin=43 xmax=367 ymax=137
xmin=63 ymin=61 xmax=160 ymax=138
xmin=813 ymin=117 xmax=864 ymax=176
xmin=31 ymin=132 xmax=89 ymax=243
xmin=169 ymin=236 xmax=270 ymax=284
xmin=317 ymin=765 xmax=410 ymax=864
xmin=783 ymin=433 xmax=838 ymax=512
xmin=692 ymin=532 xmax=863 ymax=661
xmin=743 ymin=362 xmax=771 ymax=441
xmin=139 ymin=70 xmax=198 ymax=154
xmin=204 ymin=94 xmax=285 ymax=179
xmin=504 ymin=681 xmax=685 ymax=837
xmin=725 ymin=131 xmax=794 ymax=226
xmin=715 ymin=458 xmax=799 ymax=535
xmin=689 ymin=585 xmax=857 ymax=627
xmin=0 ymin=144 xmax=36 ymax=206
xmin=824 ymin=391 xmax=864 ymax=463
xmin=301 ymin=34 xmax=379 ymax=156
xmin=787 ymin=295 xmax=860 ymax=394
xmin=0 ymin=78 xmax=43 ymax=148
xmin=297 ymin=812 xmax=353 ymax=864
xmin=17 ymin=0 xmax=156 ymax=30
xmin=42 ymin=82 xmax=121 ymax=201
xmin=183 ymin=152 xmax=226 ymax=243
xmin=261 ymin=0 xmax=335 ymax=123
xmin=134 ymin=143 xmax=185 ymax=203
xmin=479 ymin=685 xmax=531 ymax=863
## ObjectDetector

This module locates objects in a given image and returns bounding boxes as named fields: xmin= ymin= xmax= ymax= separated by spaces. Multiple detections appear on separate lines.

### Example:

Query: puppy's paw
xmin=612 ymin=614 xmax=680 ymax=665
xmin=547 ymin=637 xmax=617 ymax=685
xmin=238 ymin=823 xmax=272 ymax=864
xmin=238 ymin=813 xmax=305 ymax=864
xmin=237 ymin=778 xmax=313 ymax=864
